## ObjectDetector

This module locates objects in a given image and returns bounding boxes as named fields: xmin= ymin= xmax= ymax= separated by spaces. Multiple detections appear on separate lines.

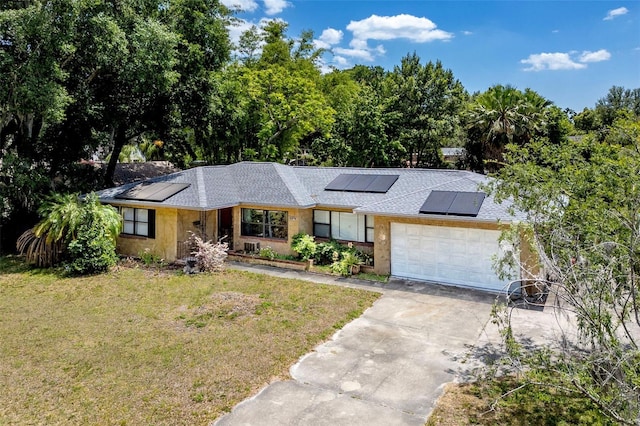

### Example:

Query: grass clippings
xmin=0 ymin=257 xmax=379 ymax=425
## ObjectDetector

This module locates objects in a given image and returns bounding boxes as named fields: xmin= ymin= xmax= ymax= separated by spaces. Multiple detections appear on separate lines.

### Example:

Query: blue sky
xmin=222 ymin=1 xmax=640 ymax=112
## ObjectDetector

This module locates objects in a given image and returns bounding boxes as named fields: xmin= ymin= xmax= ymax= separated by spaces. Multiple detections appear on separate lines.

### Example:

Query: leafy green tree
xmin=219 ymin=22 xmax=334 ymax=163
xmin=0 ymin=0 xmax=75 ymax=157
xmin=163 ymin=0 xmax=231 ymax=168
xmin=242 ymin=65 xmax=334 ymax=161
xmin=384 ymin=54 xmax=466 ymax=168
xmin=596 ymin=85 xmax=640 ymax=127
xmin=489 ymin=133 xmax=640 ymax=424
xmin=464 ymin=85 xmax=554 ymax=172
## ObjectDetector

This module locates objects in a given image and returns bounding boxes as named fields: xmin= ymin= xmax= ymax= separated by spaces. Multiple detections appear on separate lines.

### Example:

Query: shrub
xmin=138 ymin=248 xmax=162 ymax=266
xmin=291 ymin=233 xmax=316 ymax=260
xmin=188 ymin=232 xmax=228 ymax=272
xmin=330 ymin=250 xmax=362 ymax=277
xmin=17 ymin=192 xmax=121 ymax=272
xmin=315 ymin=240 xmax=343 ymax=265
xmin=258 ymin=246 xmax=277 ymax=260
xmin=66 ymin=220 xmax=118 ymax=275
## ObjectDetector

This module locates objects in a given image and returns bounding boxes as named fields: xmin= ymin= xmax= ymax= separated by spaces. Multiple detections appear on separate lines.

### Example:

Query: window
xmin=313 ymin=210 xmax=373 ymax=243
xmin=121 ymin=207 xmax=155 ymax=238
xmin=366 ymin=215 xmax=374 ymax=242
xmin=241 ymin=209 xmax=288 ymax=239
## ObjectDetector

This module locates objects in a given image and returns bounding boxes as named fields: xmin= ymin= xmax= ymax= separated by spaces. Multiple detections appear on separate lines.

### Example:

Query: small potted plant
xmin=331 ymin=250 xmax=362 ymax=276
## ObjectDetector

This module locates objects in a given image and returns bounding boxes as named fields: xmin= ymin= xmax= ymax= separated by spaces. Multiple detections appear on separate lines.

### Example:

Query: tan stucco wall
xmin=176 ymin=210 xmax=217 ymax=244
xmin=298 ymin=208 xmax=313 ymax=236
xmin=234 ymin=206 xmax=307 ymax=255
xmin=372 ymin=215 xmax=504 ymax=276
xmin=116 ymin=206 xmax=178 ymax=261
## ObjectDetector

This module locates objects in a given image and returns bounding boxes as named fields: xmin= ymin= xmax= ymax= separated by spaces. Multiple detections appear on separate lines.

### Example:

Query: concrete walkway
xmin=213 ymin=263 xmax=559 ymax=426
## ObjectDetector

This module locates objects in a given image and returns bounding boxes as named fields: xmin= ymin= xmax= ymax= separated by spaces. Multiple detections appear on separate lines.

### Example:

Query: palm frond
xmin=17 ymin=228 xmax=64 ymax=267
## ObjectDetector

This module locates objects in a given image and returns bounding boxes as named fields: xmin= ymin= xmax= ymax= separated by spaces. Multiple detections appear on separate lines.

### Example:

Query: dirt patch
xmin=180 ymin=292 xmax=262 ymax=328
xmin=197 ymin=292 xmax=261 ymax=318
xmin=427 ymin=382 xmax=489 ymax=425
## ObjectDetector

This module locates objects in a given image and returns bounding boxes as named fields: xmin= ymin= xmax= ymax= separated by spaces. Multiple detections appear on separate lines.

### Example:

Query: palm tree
xmin=17 ymin=193 xmax=121 ymax=267
xmin=465 ymin=85 xmax=551 ymax=172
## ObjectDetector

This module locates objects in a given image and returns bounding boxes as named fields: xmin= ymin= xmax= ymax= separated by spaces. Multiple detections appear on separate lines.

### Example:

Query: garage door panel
xmin=391 ymin=223 xmax=513 ymax=292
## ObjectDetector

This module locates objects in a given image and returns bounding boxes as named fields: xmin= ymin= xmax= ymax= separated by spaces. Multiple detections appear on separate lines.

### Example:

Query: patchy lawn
xmin=427 ymin=377 xmax=613 ymax=425
xmin=0 ymin=257 xmax=379 ymax=425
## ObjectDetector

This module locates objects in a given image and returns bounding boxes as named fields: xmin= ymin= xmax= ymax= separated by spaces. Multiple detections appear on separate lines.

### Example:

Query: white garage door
xmin=391 ymin=223 xmax=512 ymax=292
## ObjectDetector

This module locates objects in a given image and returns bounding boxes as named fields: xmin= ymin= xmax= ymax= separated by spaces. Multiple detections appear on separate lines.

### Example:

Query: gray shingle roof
xmin=97 ymin=162 xmax=520 ymax=222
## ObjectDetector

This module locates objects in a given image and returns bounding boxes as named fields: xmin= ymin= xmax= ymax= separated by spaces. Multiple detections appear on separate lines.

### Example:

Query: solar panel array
xmin=419 ymin=190 xmax=486 ymax=217
xmin=115 ymin=182 xmax=190 ymax=202
xmin=325 ymin=174 xmax=399 ymax=193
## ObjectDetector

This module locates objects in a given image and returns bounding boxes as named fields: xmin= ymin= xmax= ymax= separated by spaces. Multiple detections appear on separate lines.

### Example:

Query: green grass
xmin=0 ymin=257 xmax=379 ymax=425
xmin=426 ymin=376 xmax=613 ymax=426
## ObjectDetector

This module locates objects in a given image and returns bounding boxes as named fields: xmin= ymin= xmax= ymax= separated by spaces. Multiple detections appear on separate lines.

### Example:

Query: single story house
xmin=97 ymin=161 xmax=532 ymax=293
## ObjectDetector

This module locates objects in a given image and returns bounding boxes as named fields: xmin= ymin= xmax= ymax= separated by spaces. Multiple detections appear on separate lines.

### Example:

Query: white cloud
xmin=604 ymin=7 xmax=628 ymax=20
xmin=327 ymin=14 xmax=450 ymax=63
xmin=462 ymin=30 xmax=473 ymax=36
xmin=333 ymin=46 xmax=376 ymax=62
xmin=579 ymin=49 xmax=611 ymax=62
xmin=521 ymin=52 xmax=587 ymax=71
xmin=314 ymin=28 xmax=343 ymax=49
xmin=333 ymin=56 xmax=349 ymax=67
xmin=227 ymin=19 xmax=257 ymax=46
xmin=220 ymin=0 xmax=258 ymax=12
xmin=263 ymin=0 xmax=289 ymax=15
xmin=347 ymin=14 xmax=453 ymax=43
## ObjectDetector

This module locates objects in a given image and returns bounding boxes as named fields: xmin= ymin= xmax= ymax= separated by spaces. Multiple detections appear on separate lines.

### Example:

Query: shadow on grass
xmin=0 ymin=255 xmax=66 ymax=278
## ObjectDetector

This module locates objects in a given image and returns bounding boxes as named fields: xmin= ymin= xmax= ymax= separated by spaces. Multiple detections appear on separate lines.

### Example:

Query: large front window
xmin=241 ymin=209 xmax=288 ymax=239
xmin=121 ymin=207 xmax=155 ymax=238
xmin=313 ymin=210 xmax=372 ymax=243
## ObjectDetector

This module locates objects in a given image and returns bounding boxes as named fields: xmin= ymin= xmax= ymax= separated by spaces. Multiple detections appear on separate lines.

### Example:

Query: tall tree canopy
xmin=464 ymin=85 xmax=561 ymax=172
xmin=384 ymin=53 xmax=467 ymax=168
xmin=0 ymin=0 xmax=231 ymax=249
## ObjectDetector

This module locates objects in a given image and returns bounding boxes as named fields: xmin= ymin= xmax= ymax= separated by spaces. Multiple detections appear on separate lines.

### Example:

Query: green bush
xmin=291 ymin=233 xmax=316 ymax=260
xmin=66 ymin=220 xmax=118 ymax=275
xmin=259 ymin=246 xmax=277 ymax=260
xmin=315 ymin=240 xmax=343 ymax=265
xmin=330 ymin=250 xmax=362 ymax=277
xmin=138 ymin=248 xmax=162 ymax=266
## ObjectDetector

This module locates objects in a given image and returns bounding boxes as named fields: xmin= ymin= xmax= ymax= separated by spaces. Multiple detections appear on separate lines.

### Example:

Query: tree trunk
xmin=104 ymin=125 xmax=127 ymax=187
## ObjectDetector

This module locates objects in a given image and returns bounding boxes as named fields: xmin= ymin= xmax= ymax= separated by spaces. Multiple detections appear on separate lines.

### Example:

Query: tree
xmin=464 ymin=85 xmax=554 ymax=172
xmin=596 ymin=85 xmax=640 ymax=127
xmin=219 ymin=22 xmax=333 ymax=163
xmin=242 ymin=65 xmax=334 ymax=161
xmin=17 ymin=192 xmax=120 ymax=271
xmin=384 ymin=54 xmax=466 ymax=168
xmin=488 ymin=133 xmax=640 ymax=424
xmin=0 ymin=0 xmax=75 ymax=158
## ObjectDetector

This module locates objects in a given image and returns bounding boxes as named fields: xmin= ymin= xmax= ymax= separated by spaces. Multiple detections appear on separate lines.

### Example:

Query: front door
xmin=218 ymin=208 xmax=233 ymax=249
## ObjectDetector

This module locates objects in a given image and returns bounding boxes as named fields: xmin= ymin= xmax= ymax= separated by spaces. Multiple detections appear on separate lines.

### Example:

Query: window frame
xmin=241 ymin=208 xmax=288 ymax=240
xmin=313 ymin=210 xmax=373 ymax=243
xmin=120 ymin=207 xmax=155 ymax=238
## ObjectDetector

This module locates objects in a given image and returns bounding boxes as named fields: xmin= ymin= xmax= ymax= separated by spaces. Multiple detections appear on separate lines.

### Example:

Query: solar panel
xmin=325 ymin=174 xmax=399 ymax=193
xmin=448 ymin=192 xmax=486 ymax=216
xmin=365 ymin=175 xmax=399 ymax=193
xmin=115 ymin=182 xmax=190 ymax=202
xmin=419 ymin=191 xmax=457 ymax=214
xmin=420 ymin=191 xmax=486 ymax=217
xmin=325 ymin=174 xmax=358 ymax=191
xmin=346 ymin=175 xmax=376 ymax=191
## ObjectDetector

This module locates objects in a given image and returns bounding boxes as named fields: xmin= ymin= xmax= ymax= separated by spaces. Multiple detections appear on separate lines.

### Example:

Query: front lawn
xmin=0 ymin=257 xmax=379 ymax=425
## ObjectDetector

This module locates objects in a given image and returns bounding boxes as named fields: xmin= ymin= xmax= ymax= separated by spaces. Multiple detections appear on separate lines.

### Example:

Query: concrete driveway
xmin=214 ymin=264 xmax=505 ymax=425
